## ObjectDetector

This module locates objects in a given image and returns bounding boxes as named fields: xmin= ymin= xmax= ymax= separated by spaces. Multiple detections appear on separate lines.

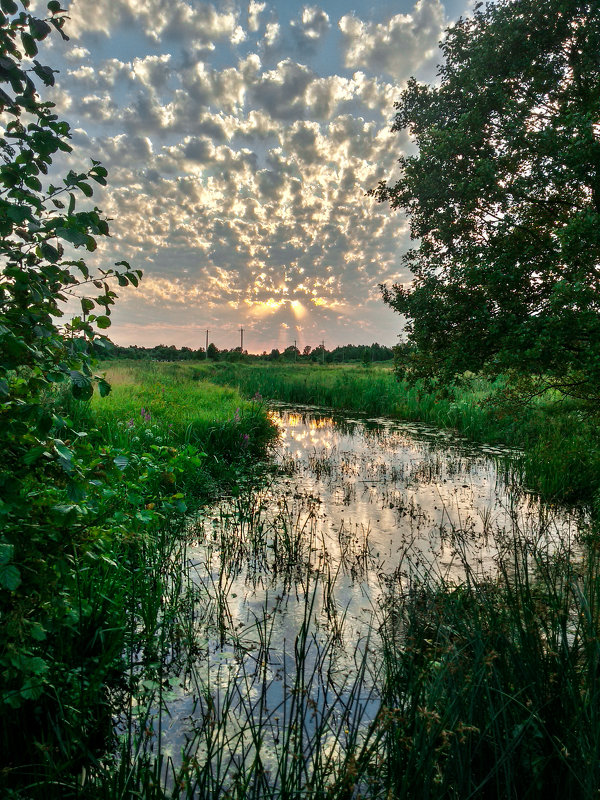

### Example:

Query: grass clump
xmin=375 ymin=528 xmax=600 ymax=798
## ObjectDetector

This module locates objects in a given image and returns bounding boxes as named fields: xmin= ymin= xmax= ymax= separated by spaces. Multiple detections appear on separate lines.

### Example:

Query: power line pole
xmin=205 ymin=329 xmax=209 ymax=359
xmin=240 ymin=326 xmax=244 ymax=352
xmin=321 ymin=340 xmax=325 ymax=365
xmin=294 ymin=339 xmax=297 ymax=362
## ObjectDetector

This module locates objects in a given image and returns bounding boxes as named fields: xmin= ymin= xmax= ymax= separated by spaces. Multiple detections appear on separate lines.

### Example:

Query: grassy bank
xmin=178 ymin=361 xmax=600 ymax=504
xmin=2 ymin=363 xmax=277 ymax=797
xmin=7 ymin=360 xmax=600 ymax=799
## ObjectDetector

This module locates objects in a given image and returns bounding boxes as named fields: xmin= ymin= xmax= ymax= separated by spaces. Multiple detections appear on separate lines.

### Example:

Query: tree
xmin=207 ymin=342 xmax=219 ymax=359
xmin=374 ymin=0 xmax=600 ymax=400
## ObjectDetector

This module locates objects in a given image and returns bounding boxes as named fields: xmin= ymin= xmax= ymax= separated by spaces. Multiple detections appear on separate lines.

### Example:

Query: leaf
xmin=70 ymin=370 xmax=93 ymax=400
xmin=0 ymin=0 xmax=18 ymax=14
xmin=30 ymin=622 xmax=46 ymax=641
xmin=32 ymin=60 xmax=56 ymax=87
xmin=47 ymin=1 xmax=62 ymax=12
xmin=76 ymin=181 xmax=93 ymax=197
xmin=113 ymin=455 xmax=129 ymax=470
xmin=27 ymin=656 xmax=48 ymax=675
xmin=81 ymin=297 xmax=94 ymax=314
xmin=20 ymin=32 xmax=37 ymax=57
xmin=0 ymin=564 xmax=21 ymax=591
xmin=67 ymin=481 xmax=87 ymax=502
xmin=55 ymin=226 xmax=89 ymax=247
xmin=53 ymin=440 xmax=72 ymax=462
xmin=0 ymin=543 xmax=14 ymax=566
xmin=95 ymin=315 xmax=111 ymax=329
xmin=40 ymin=241 xmax=61 ymax=263
xmin=97 ymin=378 xmax=111 ymax=397
xmin=29 ymin=18 xmax=52 ymax=40
xmin=6 ymin=205 xmax=31 ymax=224
xmin=20 ymin=680 xmax=44 ymax=701
xmin=23 ymin=445 xmax=46 ymax=465
xmin=24 ymin=174 xmax=42 ymax=191
xmin=49 ymin=17 xmax=69 ymax=40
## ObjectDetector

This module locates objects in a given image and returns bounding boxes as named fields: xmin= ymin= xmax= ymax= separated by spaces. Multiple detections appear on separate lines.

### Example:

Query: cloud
xmin=44 ymin=2 xmax=427 ymax=350
xmin=66 ymin=0 xmax=244 ymax=48
xmin=247 ymin=0 xmax=266 ymax=32
xmin=290 ymin=6 xmax=330 ymax=49
xmin=339 ymin=0 xmax=446 ymax=79
xmin=249 ymin=59 xmax=314 ymax=120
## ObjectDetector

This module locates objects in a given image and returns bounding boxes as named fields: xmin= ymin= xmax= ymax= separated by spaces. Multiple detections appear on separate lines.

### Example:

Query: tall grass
xmin=77 ymin=465 xmax=600 ymax=800
xmin=1 ymin=364 xmax=278 ymax=798
xmin=92 ymin=362 xmax=276 ymax=464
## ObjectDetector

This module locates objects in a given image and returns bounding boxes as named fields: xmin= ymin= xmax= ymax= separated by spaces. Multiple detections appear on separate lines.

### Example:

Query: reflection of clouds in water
xmin=153 ymin=405 xmax=584 ymax=772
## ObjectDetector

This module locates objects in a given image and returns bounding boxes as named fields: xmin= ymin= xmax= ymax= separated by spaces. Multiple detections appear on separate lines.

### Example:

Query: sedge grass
xmin=77 ymin=468 xmax=600 ymax=800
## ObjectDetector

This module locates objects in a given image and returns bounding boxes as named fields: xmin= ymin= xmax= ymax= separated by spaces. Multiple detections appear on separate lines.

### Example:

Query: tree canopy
xmin=374 ymin=0 xmax=600 ymax=400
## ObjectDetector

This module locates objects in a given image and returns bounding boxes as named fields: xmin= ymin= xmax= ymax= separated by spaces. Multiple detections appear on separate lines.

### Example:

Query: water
xmin=125 ymin=406 xmax=585 ymax=786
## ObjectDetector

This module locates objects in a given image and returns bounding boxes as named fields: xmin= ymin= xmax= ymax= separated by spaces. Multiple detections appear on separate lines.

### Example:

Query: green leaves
xmin=95 ymin=315 xmax=111 ymax=329
xmin=1 ymin=0 xmax=18 ymax=14
xmin=376 ymin=0 xmax=600 ymax=398
xmin=0 ymin=543 xmax=21 ymax=591
xmin=0 ymin=0 xmax=144 ymax=761
xmin=69 ymin=370 xmax=93 ymax=400
xmin=0 ymin=563 xmax=21 ymax=591
xmin=97 ymin=378 xmax=111 ymax=397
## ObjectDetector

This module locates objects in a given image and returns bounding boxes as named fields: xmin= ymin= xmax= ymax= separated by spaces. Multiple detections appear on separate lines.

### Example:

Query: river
xmin=125 ymin=405 xmax=585 ymax=789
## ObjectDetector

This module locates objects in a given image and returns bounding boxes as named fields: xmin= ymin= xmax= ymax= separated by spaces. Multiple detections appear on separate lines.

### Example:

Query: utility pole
xmin=294 ymin=339 xmax=297 ymax=362
xmin=240 ymin=326 xmax=244 ymax=352
xmin=205 ymin=329 xmax=209 ymax=359
xmin=321 ymin=340 xmax=325 ymax=365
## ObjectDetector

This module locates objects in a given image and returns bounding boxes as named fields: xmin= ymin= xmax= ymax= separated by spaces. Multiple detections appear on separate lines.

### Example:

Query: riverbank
xmin=77 ymin=404 xmax=600 ymax=798
xmin=2 ymin=363 xmax=278 ymax=797
xmin=167 ymin=360 xmax=600 ymax=505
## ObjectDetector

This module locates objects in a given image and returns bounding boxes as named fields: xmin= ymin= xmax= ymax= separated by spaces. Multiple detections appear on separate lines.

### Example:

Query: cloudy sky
xmin=40 ymin=0 xmax=473 ymax=353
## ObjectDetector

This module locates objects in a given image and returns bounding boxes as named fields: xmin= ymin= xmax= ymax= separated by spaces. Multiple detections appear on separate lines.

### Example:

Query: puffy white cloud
xmin=66 ymin=0 xmax=244 ymax=48
xmin=45 ymin=2 xmax=433 ymax=348
xmin=250 ymin=59 xmax=313 ymax=120
xmin=339 ymin=0 xmax=446 ymax=79
xmin=247 ymin=0 xmax=266 ymax=33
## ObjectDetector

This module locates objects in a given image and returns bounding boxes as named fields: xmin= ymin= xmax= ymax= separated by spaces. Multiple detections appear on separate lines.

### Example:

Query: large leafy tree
xmin=374 ymin=0 xmax=600 ymax=399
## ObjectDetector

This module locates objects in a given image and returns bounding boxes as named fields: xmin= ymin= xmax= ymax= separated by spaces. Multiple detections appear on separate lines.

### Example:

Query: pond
xmin=126 ymin=405 xmax=585 ymax=792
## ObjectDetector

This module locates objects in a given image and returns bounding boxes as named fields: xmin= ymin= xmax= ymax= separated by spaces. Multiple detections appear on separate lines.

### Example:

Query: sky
xmin=38 ymin=0 xmax=473 ymax=353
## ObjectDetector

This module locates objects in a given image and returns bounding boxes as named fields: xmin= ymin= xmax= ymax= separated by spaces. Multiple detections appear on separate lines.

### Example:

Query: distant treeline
xmin=97 ymin=341 xmax=395 ymax=363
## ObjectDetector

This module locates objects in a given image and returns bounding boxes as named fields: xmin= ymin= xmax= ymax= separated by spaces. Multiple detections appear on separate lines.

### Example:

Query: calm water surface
xmin=138 ymin=406 xmax=584 ymax=771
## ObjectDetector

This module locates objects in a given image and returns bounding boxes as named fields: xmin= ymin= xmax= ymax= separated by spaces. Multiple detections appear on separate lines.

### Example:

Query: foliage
xmin=374 ymin=0 xmax=600 ymax=402
xmin=0 ymin=0 xmax=151 ymax=783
